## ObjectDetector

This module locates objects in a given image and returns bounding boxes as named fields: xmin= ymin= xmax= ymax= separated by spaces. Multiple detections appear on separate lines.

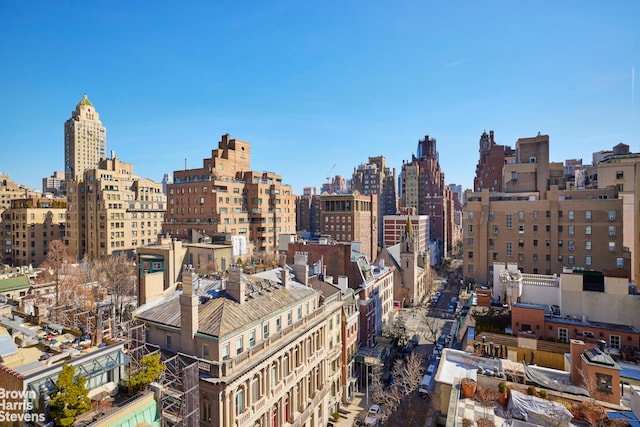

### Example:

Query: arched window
xmin=252 ymin=375 xmax=261 ymax=402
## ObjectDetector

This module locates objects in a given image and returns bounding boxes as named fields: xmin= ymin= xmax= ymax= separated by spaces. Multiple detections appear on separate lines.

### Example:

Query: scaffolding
xmin=160 ymin=352 xmax=200 ymax=427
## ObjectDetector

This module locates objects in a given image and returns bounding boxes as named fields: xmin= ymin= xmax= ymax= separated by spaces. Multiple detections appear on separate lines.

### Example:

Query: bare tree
xmin=38 ymin=239 xmax=73 ymax=310
xmin=96 ymin=253 xmax=136 ymax=322
xmin=370 ymin=353 xmax=424 ymax=425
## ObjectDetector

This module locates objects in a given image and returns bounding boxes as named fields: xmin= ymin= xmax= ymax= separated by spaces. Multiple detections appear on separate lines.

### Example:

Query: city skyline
xmin=1 ymin=2 xmax=639 ymax=195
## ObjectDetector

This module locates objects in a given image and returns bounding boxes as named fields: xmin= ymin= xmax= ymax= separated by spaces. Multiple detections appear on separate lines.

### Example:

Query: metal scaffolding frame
xmin=159 ymin=352 xmax=200 ymax=427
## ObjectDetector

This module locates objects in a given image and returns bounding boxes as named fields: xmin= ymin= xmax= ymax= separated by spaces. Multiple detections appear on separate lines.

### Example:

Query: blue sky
xmin=1 ymin=1 xmax=639 ymax=195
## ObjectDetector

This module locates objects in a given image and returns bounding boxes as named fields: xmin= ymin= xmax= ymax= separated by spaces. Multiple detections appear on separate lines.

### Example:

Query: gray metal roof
xmin=137 ymin=273 xmax=318 ymax=338
xmin=0 ymin=334 xmax=18 ymax=357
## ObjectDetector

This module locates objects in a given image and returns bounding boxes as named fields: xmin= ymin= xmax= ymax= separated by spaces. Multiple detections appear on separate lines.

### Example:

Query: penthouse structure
xmin=163 ymin=134 xmax=295 ymax=258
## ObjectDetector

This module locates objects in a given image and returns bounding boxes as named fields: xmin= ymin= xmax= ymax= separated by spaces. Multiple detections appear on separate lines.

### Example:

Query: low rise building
xmin=136 ymin=263 xmax=345 ymax=427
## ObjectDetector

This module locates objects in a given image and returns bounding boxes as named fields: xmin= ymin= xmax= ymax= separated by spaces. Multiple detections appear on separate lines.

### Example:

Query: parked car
xmin=364 ymin=405 xmax=381 ymax=426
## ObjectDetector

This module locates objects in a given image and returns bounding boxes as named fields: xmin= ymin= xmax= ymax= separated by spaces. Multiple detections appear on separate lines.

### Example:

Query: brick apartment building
xmin=163 ymin=134 xmax=295 ymax=259
xmin=319 ymin=191 xmax=378 ymax=262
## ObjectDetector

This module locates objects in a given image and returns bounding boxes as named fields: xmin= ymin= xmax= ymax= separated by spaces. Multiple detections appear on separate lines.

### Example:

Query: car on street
xmin=364 ymin=405 xmax=381 ymax=426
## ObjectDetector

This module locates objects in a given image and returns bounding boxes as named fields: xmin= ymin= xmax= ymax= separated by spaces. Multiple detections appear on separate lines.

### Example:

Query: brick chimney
xmin=293 ymin=252 xmax=309 ymax=285
xmin=570 ymin=338 xmax=586 ymax=386
xmin=180 ymin=266 xmax=199 ymax=354
xmin=226 ymin=264 xmax=245 ymax=304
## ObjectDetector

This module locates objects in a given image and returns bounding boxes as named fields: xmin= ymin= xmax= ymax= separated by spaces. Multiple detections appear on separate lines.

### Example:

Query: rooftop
xmin=136 ymin=270 xmax=318 ymax=338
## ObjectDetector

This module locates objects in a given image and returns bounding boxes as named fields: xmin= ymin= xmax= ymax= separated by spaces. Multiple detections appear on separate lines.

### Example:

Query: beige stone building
xmin=0 ymin=173 xmax=42 ymax=264
xmin=465 ymin=186 xmax=626 ymax=285
xmin=66 ymin=156 xmax=165 ymax=259
xmin=3 ymin=197 xmax=67 ymax=267
xmin=319 ymin=191 xmax=378 ymax=262
xmin=137 ymin=264 xmax=345 ymax=427
xmin=596 ymin=143 xmax=640 ymax=285
xmin=163 ymin=134 xmax=295 ymax=260
xmin=64 ymin=94 xmax=107 ymax=182
xmin=464 ymin=135 xmax=627 ymax=285
xmin=136 ymin=235 xmax=234 ymax=306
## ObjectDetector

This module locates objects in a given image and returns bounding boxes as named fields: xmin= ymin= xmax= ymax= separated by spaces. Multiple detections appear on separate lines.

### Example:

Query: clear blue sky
xmin=1 ymin=1 xmax=638 ymax=195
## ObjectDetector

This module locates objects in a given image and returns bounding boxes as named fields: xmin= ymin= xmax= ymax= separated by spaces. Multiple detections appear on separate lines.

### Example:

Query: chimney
xmin=226 ymin=264 xmax=245 ymax=304
xmin=179 ymin=266 xmax=199 ymax=354
xmin=281 ymin=267 xmax=289 ymax=288
xmin=338 ymin=276 xmax=348 ymax=291
xmin=569 ymin=339 xmax=586 ymax=386
xmin=293 ymin=252 xmax=309 ymax=285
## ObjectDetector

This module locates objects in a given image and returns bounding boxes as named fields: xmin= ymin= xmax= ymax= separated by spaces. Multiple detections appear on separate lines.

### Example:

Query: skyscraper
xmin=64 ymin=94 xmax=106 ymax=182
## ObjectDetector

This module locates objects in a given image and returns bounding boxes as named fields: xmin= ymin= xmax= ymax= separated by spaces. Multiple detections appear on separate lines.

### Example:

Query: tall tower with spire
xmin=64 ymin=94 xmax=106 ymax=182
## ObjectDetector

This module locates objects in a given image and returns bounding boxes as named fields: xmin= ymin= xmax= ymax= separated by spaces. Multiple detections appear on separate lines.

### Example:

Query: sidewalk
xmin=334 ymin=391 xmax=368 ymax=426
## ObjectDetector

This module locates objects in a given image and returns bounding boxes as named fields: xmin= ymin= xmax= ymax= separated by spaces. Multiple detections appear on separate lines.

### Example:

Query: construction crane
xmin=326 ymin=163 xmax=336 ymax=182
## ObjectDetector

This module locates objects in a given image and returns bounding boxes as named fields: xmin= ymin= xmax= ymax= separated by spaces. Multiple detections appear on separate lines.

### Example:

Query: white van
xmin=418 ymin=364 xmax=435 ymax=397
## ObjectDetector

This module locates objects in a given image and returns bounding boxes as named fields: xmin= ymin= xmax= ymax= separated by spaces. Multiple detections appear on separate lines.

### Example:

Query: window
xmin=546 ymin=225 xmax=551 ymax=232
xmin=617 ymin=258 xmax=624 ymax=268
xmin=166 ymin=335 xmax=172 ymax=349
xmin=506 ymin=242 xmax=513 ymax=256
xmin=609 ymin=241 xmax=616 ymax=252
xmin=568 ymin=210 xmax=575 ymax=220
xmin=236 ymin=388 xmax=244 ymax=415
xmin=585 ymin=225 xmax=592 ymax=235
xmin=558 ymin=240 xmax=563 ymax=247
xmin=608 ymin=210 xmax=616 ymax=221
xmin=568 ymin=255 xmax=574 ymax=265
xmin=287 ymin=311 xmax=292 ymax=325
xmin=468 ymin=251 xmax=473 ymax=259
xmin=518 ymin=211 xmax=524 ymax=221
xmin=249 ymin=330 xmax=256 ymax=347
xmin=610 ymin=335 xmax=621 ymax=349
xmin=489 ymin=211 xmax=494 ymax=220
xmin=493 ymin=225 xmax=499 ymax=234
xmin=533 ymin=239 xmax=538 ymax=247
xmin=468 ymin=264 xmax=474 ymax=273
xmin=506 ymin=214 xmax=512 ymax=229
xmin=468 ymin=212 xmax=474 ymax=220
xmin=518 ymin=239 xmax=524 ymax=248
xmin=276 ymin=317 xmax=281 ymax=332
xmin=468 ymin=224 xmax=473 ymax=233
xmin=533 ymin=210 xmax=538 ymax=219
xmin=202 ymin=344 xmax=209 ymax=359
xmin=533 ymin=225 xmax=538 ymax=232
xmin=616 ymin=171 xmax=624 ymax=179
xmin=533 ymin=253 xmax=538 ymax=261
xmin=489 ymin=238 xmax=495 ymax=248
xmin=596 ymin=373 xmax=613 ymax=394
xmin=586 ymin=210 xmax=592 ymax=220
xmin=222 ymin=344 xmax=229 ymax=360
xmin=609 ymin=226 xmax=616 ymax=236
xmin=298 ymin=307 xmax=302 ymax=320
xmin=518 ymin=225 xmax=524 ymax=234
xmin=271 ymin=364 xmax=278 ymax=388
xmin=568 ymin=225 xmax=574 ymax=235
xmin=546 ymin=210 xmax=551 ymax=218
xmin=263 ymin=323 xmax=269 ymax=339
xmin=511 ymin=171 xmax=518 ymax=180
xmin=558 ymin=225 xmax=563 ymax=233
xmin=558 ymin=328 xmax=568 ymax=343
xmin=585 ymin=256 xmax=592 ymax=266
xmin=236 ymin=336 xmax=244 ymax=355
xmin=585 ymin=241 xmax=592 ymax=250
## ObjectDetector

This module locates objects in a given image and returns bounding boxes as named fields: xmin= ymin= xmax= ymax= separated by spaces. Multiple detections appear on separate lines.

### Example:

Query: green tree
xmin=50 ymin=362 xmax=91 ymax=427
xmin=127 ymin=353 xmax=166 ymax=393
